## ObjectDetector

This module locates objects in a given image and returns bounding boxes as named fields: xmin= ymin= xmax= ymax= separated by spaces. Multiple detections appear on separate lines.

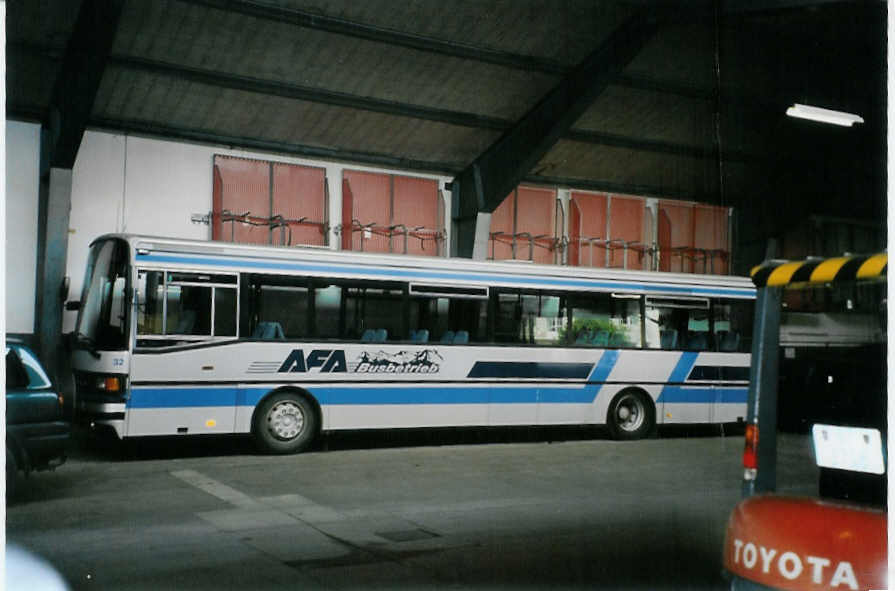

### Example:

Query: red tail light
xmin=743 ymin=424 xmax=758 ymax=479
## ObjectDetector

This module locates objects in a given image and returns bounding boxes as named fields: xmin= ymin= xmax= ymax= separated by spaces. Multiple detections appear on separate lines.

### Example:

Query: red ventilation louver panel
xmin=212 ymin=155 xmax=327 ymax=247
xmin=342 ymin=169 xmax=441 ymax=256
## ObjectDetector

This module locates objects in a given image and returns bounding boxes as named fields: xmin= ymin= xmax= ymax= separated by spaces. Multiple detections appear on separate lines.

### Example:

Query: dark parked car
xmin=6 ymin=341 xmax=69 ymax=497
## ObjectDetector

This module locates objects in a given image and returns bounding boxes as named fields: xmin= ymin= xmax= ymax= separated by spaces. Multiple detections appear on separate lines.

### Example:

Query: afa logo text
xmin=278 ymin=349 xmax=347 ymax=373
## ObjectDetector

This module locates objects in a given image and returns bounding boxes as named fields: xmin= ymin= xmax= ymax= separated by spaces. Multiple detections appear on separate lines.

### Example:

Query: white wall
xmin=5 ymin=121 xmax=40 ymax=334
xmin=63 ymin=130 xmax=453 ymax=331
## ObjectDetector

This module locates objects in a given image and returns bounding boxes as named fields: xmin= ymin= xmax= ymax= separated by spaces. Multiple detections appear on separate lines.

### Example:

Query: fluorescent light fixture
xmin=786 ymin=103 xmax=864 ymax=127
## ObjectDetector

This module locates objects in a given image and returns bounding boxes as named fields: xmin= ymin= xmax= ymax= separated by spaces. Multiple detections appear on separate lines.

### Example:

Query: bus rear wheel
xmin=607 ymin=389 xmax=655 ymax=440
xmin=253 ymin=392 xmax=318 ymax=454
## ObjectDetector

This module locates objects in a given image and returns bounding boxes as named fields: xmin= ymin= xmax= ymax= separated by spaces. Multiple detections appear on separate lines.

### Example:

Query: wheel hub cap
xmin=617 ymin=396 xmax=645 ymax=431
xmin=268 ymin=401 xmax=304 ymax=440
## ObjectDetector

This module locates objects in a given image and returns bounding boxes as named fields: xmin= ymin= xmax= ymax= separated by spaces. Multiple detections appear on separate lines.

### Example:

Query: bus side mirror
xmin=65 ymin=300 xmax=81 ymax=311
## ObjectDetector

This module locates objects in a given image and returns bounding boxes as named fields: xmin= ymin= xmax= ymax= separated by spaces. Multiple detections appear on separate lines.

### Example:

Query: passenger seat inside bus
xmin=660 ymin=329 xmax=678 ymax=349
xmin=361 ymin=329 xmax=389 ymax=342
xmin=410 ymin=329 xmax=429 ymax=343
xmin=718 ymin=330 xmax=740 ymax=352
xmin=687 ymin=331 xmax=709 ymax=350
xmin=253 ymin=321 xmax=285 ymax=340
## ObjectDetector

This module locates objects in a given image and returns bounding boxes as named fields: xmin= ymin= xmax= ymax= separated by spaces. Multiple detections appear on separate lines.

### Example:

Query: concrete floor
xmin=7 ymin=427 xmax=817 ymax=590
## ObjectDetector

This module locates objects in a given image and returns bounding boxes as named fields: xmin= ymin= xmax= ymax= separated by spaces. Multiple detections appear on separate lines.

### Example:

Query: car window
xmin=5 ymin=346 xmax=51 ymax=390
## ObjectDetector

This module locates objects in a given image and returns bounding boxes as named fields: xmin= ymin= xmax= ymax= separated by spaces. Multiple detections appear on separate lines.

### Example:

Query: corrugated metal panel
xmin=393 ymin=176 xmax=440 ymax=256
xmin=343 ymin=170 xmax=441 ymax=256
xmin=7 ymin=0 xmax=82 ymax=45
xmin=624 ymin=23 xmax=716 ymax=90
xmin=93 ymin=68 xmax=500 ymax=165
xmin=658 ymin=201 xmax=694 ymax=273
xmin=262 ymin=0 xmax=631 ymax=64
xmin=214 ymin=156 xmax=270 ymax=245
xmin=112 ymin=0 xmax=560 ymax=121
xmin=7 ymin=52 xmax=60 ymax=113
xmin=536 ymin=140 xmax=716 ymax=198
xmin=344 ymin=170 xmax=391 ymax=253
xmin=272 ymin=162 xmax=327 ymax=247
xmin=693 ymin=204 xmax=729 ymax=274
xmin=569 ymin=192 xmax=608 ymax=267
xmin=488 ymin=186 xmax=556 ymax=263
xmin=607 ymin=195 xmax=645 ymax=269
xmin=575 ymin=85 xmax=713 ymax=148
xmin=515 ymin=186 xmax=556 ymax=264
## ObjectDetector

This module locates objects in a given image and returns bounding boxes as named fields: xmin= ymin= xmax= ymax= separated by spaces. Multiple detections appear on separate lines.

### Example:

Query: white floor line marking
xmin=170 ymin=469 xmax=263 ymax=509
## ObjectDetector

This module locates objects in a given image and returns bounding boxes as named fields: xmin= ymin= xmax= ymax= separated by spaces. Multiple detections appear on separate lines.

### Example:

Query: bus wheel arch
xmin=606 ymin=387 xmax=656 ymax=440
xmin=251 ymin=388 xmax=321 ymax=454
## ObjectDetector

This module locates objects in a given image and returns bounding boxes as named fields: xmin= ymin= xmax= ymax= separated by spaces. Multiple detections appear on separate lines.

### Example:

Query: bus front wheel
xmin=253 ymin=392 xmax=318 ymax=454
xmin=607 ymin=389 xmax=655 ymax=440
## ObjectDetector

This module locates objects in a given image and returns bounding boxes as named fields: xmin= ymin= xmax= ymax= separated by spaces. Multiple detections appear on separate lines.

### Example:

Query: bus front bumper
xmin=77 ymin=401 xmax=126 ymax=438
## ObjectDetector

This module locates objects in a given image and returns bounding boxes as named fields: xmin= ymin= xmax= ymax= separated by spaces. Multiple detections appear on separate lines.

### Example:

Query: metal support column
xmin=742 ymin=286 xmax=782 ymax=497
xmin=37 ymin=167 xmax=73 ymax=389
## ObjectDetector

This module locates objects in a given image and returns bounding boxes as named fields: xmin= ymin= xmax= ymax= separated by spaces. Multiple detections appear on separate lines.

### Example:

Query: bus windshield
xmin=75 ymin=238 xmax=130 ymax=351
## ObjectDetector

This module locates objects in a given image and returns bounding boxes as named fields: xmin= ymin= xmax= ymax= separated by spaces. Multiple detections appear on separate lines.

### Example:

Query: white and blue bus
xmin=70 ymin=234 xmax=755 ymax=453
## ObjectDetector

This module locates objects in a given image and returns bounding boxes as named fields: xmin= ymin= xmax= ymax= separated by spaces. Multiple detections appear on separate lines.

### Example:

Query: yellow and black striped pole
xmin=750 ymin=253 xmax=887 ymax=288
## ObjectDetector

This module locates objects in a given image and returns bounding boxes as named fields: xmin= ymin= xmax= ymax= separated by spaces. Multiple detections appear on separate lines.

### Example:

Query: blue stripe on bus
xmin=129 ymin=383 xmax=748 ymax=410
xmin=667 ymin=351 xmax=699 ymax=383
xmin=135 ymin=252 xmax=755 ymax=298
xmin=657 ymin=387 xmax=749 ymax=404
xmin=716 ymin=388 xmax=750 ymax=403
xmin=312 ymin=387 xmax=594 ymax=405
xmin=129 ymin=387 xmax=237 ymax=408
xmin=131 ymin=386 xmax=595 ymax=407
xmin=467 ymin=362 xmax=593 ymax=379
xmin=589 ymin=350 xmax=619 ymax=382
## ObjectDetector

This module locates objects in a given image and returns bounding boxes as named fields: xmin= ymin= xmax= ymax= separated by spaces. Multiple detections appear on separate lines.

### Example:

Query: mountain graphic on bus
xmin=355 ymin=349 xmax=443 ymax=374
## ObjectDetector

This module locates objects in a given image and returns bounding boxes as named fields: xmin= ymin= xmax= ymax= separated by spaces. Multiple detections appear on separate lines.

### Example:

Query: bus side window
xmin=168 ymin=285 xmax=211 ymax=335
xmin=567 ymin=293 xmax=641 ymax=348
xmin=137 ymin=270 xmax=165 ymax=335
xmin=317 ymin=280 xmax=405 ymax=341
xmin=713 ymin=299 xmax=753 ymax=352
xmin=214 ymin=287 xmax=237 ymax=337
xmin=137 ymin=271 xmax=239 ymax=342
xmin=248 ymin=275 xmax=310 ymax=339
xmin=492 ymin=290 xmax=568 ymax=346
xmin=409 ymin=296 xmax=487 ymax=344
xmin=644 ymin=297 xmax=709 ymax=350
xmin=313 ymin=284 xmax=342 ymax=339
